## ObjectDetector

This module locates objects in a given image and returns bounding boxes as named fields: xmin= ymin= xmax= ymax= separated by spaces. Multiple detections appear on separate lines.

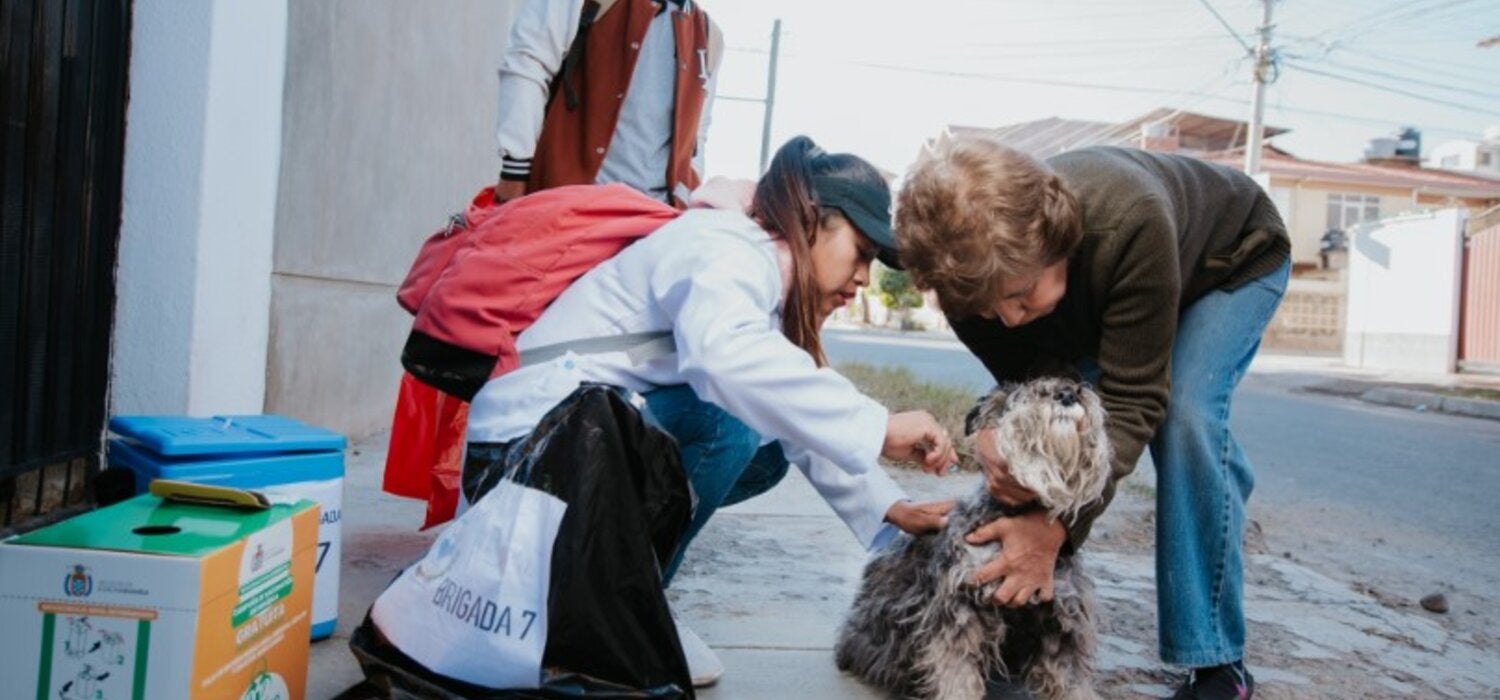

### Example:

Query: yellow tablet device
xmin=148 ymin=479 xmax=271 ymax=510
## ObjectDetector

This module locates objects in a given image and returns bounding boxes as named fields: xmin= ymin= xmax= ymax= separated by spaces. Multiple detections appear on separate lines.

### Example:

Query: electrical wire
xmin=1319 ymin=0 xmax=1482 ymax=46
xmin=1334 ymin=44 xmax=1499 ymax=81
xmin=840 ymin=60 xmax=1238 ymax=97
xmin=1314 ymin=58 xmax=1499 ymax=100
xmin=1283 ymin=62 xmax=1500 ymax=118
xmin=1194 ymin=0 xmax=1256 ymax=55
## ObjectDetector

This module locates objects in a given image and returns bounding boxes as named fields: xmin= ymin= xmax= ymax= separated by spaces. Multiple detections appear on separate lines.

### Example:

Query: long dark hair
xmin=749 ymin=136 xmax=887 ymax=366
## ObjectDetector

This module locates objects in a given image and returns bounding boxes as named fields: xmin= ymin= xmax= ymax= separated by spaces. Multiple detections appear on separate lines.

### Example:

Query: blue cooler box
xmin=107 ymin=414 xmax=346 ymax=640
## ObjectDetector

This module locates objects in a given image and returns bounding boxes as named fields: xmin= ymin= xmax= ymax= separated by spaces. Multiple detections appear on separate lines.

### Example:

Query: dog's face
xmin=971 ymin=377 xmax=1112 ymax=522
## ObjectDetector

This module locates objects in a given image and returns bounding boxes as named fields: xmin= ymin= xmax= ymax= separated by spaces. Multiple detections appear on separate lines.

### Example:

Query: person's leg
xmin=1150 ymin=260 xmax=1289 ymax=672
xmin=661 ymin=440 xmax=789 ymax=582
xmin=722 ymin=442 xmax=790 ymax=507
xmin=642 ymin=385 xmax=790 ymax=585
xmin=640 ymin=385 xmax=791 ymax=688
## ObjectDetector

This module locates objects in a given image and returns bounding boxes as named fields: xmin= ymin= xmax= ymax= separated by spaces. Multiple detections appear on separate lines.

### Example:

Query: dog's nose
xmin=1055 ymin=390 xmax=1078 ymax=407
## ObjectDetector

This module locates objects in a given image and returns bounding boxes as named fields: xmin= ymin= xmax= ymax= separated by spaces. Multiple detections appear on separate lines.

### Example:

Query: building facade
xmin=112 ymin=0 xmax=524 ymax=439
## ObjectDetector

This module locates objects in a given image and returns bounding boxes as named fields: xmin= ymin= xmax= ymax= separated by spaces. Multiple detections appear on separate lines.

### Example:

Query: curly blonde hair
xmin=895 ymin=135 xmax=1083 ymax=319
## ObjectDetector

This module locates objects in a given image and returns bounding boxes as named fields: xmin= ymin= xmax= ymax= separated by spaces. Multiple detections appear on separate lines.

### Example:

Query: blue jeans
xmin=1081 ymin=260 xmax=1289 ymax=667
xmin=642 ymin=385 xmax=790 ymax=585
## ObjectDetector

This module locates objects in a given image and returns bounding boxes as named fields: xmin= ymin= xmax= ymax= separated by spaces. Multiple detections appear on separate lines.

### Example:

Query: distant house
xmin=950 ymin=109 xmax=1500 ymax=271
xmin=949 ymin=108 xmax=1291 ymax=159
xmin=1200 ymin=146 xmax=1500 ymax=267
xmin=1428 ymin=127 xmax=1500 ymax=179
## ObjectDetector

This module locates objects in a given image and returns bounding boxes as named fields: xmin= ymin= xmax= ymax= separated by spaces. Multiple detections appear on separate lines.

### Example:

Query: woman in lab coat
xmin=463 ymin=136 xmax=958 ymax=685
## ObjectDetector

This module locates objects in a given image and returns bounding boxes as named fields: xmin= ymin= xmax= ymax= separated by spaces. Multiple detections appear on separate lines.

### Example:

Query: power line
xmin=1313 ymin=58 xmax=1500 ymax=100
xmin=1278 ymin=34 xmax=1499 ymax=90
xmin=1306 ymin=0 xmax=1413 ymax=41
xmin=848 ymin=59 xmax=1483 ymax=139
xmin=1283 ymin=61 xmax=1500 ymax=118
xmin=737 ymin=38 xmax=1246 ymax=64
xmin=1264 ymin=100 xmax=1480 ymax=138
xmin=1315 ymin=0 xmax=1473 ymax=46
xmin=955 ymin=42 xmax=1239 ymax=61
xmin=821 ymin=54 xmax=1483 ymax=135
xmin=842 ymin=60 xmax=1242 ymax=97
xmin=1194 ymin=0 xmax=1256 ymax=55
xmin=960 ymin=34 xmax=1230 ymax=49
xmin=1337 ymin=45 xmax=1499 ymax=80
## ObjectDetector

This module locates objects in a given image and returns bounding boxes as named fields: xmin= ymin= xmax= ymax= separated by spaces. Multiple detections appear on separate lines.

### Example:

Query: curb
xmin=1358 ymin=387 xmax=1500 ymax=422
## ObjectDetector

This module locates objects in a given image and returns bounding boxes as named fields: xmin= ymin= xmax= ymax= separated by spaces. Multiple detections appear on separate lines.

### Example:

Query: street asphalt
xmin=306 ymin=329 xmax=1500 ymax=699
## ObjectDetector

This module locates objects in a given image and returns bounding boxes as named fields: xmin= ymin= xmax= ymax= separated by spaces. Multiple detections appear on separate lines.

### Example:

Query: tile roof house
xmin=950 ymin=109 xmax=1500 ymax=267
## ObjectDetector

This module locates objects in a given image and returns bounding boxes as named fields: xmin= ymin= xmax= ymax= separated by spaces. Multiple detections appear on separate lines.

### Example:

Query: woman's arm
xmin=649 ymin=228 xmax=951 ymax=547
xmin=1067 ymin=201 xmax=1180 ymax=548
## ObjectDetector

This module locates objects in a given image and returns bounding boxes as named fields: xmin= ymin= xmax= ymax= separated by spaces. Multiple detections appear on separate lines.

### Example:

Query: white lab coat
xmin=466 ymin=207 xmax=906 ymax=549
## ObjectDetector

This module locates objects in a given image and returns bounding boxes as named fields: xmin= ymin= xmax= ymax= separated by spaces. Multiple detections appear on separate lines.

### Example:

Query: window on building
xmin=1325 ymin=193 xmax=1381 ymax=231
xmin=1480 ymin=151 xmax=1494 ymax=167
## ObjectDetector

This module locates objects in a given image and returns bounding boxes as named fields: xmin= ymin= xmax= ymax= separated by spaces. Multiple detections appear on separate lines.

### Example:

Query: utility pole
xmin=1244 ymin=0 xmax=1276 ymax=175
xmin=757 ymin=19 xmax=783 ymax=174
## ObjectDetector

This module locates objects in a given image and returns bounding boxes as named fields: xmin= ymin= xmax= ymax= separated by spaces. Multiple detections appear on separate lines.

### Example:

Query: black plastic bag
xmin=353 ymin=385 xmax=695 ymax=698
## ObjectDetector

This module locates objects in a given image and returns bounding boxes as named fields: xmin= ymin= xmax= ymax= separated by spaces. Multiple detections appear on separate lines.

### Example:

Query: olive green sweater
xmin=952 ymin=146 xmax=1290 ymax=549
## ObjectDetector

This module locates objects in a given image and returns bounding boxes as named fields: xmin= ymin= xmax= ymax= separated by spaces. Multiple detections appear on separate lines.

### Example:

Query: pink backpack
xmin=386 ymin=183 xmax=678 ymax=527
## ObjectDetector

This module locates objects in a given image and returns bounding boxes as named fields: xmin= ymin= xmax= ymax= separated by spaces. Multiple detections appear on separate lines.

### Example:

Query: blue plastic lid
xmin=108 ymin=414 xmax=346 ymax=456
xmin=108 ymin=437 xmax=345 ymax=487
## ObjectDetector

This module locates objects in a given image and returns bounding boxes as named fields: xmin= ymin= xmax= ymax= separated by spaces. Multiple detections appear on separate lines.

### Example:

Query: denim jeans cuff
xmin=1159 ymin=644 xmax=1244 ymax=668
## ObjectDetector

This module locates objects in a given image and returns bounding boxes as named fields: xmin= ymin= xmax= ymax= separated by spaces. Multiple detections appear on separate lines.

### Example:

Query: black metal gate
xmin=1 ymin=0 xmax=131 ymax=533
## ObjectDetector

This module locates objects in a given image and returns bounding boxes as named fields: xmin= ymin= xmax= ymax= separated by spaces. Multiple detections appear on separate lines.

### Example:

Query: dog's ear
xmin=964 ymin=399 xmax=984 ymax=436
xmin=966 ymin=382 xmax=1020 ymax=435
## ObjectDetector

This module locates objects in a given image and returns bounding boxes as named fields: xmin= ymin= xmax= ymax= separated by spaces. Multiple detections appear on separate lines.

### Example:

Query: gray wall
xmin=269 ymin=1 xmax=522 ymax=438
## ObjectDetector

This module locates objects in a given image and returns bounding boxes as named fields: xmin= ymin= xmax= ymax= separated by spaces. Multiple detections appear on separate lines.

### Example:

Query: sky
xmin=698 ymin=0 xmax=1500 ymax=180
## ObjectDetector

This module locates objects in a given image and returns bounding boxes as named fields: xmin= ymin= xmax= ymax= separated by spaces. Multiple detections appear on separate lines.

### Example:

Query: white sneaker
xmin=673 ymin=616 xmax=724 ymax=688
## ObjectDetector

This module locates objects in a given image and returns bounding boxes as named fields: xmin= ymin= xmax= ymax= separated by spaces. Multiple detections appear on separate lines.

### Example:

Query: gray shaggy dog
xmin=836 ymin=377 xmax=1113 ymax=700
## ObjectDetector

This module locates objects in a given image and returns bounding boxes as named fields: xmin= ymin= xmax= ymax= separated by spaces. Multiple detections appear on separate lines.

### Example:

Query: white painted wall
xmin=1343 ymin=209 xmax=1466 ymax=375
xmin=266 ymin=2 xmax=521 ymax=438
xmin=1430 ymin=138 xmax=1500 ymax=177
xmin=1430 ymin=140 xmax=1478 ymax=171
xmin=112 ymin=0 xmax=289 ymax=417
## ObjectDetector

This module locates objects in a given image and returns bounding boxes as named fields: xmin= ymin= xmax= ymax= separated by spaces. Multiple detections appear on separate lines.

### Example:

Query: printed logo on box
xmin=241 ymin=669 xmax=290 ymax=700
xmin=64 ymin=565 xmax=94 ymax=598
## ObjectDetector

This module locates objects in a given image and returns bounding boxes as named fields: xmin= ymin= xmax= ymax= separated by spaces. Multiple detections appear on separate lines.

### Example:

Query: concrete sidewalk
xmin=309 ymin=430 xmax=1498 ymax=699
xmin=1247 ymin=352 xmax=1500 ymax=421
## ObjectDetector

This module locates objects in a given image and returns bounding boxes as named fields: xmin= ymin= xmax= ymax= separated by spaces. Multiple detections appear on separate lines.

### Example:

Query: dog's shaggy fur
xmin=835 ymin=378 xmax=1113 ymax=700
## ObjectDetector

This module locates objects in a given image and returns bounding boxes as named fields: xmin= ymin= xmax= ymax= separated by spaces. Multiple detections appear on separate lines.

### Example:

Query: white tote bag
xmin=371 ymin=477 xmax=568 ymax=689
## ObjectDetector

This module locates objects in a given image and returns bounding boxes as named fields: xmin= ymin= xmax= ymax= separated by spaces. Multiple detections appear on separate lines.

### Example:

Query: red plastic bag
xmin=383 ymin=372 xmax=469 ymax=529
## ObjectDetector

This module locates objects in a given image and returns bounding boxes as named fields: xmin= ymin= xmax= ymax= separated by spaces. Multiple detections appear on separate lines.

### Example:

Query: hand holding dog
xmin=972 ymin=427 xmax=1039 ymax=506
xmin=883 ymin=411 xmax=959 ymax=475
xmin=884 ymin=499 xmax=956 ymax=535
xmin=968 ymin=512 xmax=1067 ymax=607
xmin=969 ymin=427 xmax=1068 ymax=607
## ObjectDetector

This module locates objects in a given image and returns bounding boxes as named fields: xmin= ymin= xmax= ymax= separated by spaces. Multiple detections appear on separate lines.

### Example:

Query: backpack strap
xmin=556 ymin=0 xmax=623 ymax=111
xmin=518 ymin=330 xmax=674 ymax=367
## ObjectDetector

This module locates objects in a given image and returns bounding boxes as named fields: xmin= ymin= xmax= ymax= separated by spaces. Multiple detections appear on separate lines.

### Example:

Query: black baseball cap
xmin=811 ymin=174 xmax=902 ymax=269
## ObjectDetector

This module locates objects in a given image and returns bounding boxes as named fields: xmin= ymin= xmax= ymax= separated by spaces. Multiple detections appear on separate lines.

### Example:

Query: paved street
xmin=309 ymin=328 xmax=1500 ymax=699
xmin=824 ymin=327 xmax=1500 ymax=674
